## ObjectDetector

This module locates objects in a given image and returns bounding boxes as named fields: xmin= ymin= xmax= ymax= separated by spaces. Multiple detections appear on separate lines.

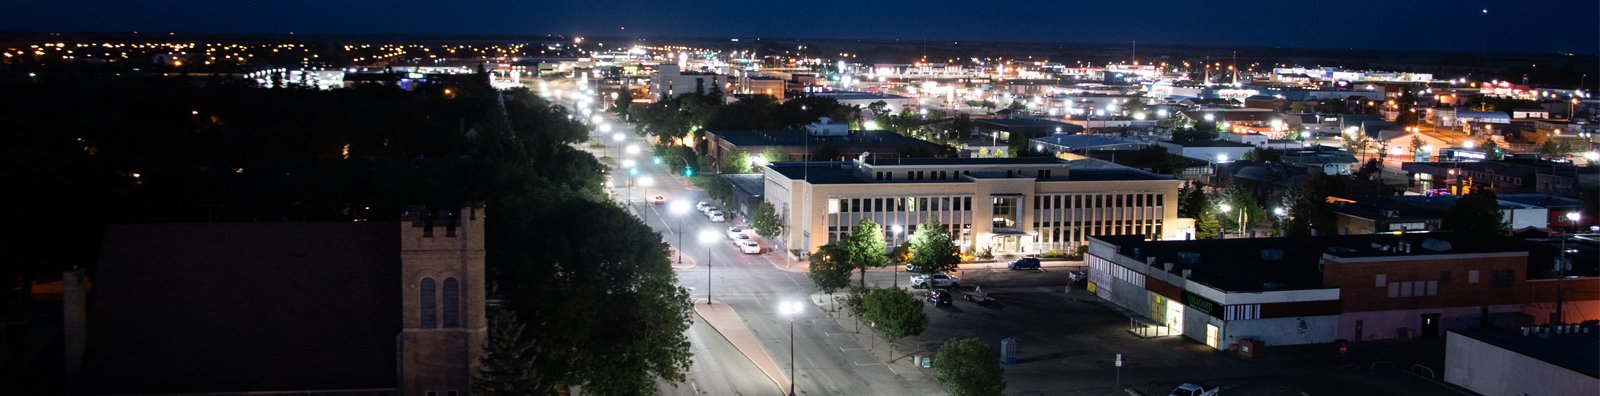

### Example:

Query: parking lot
xmin=907 ymin=267 xmax=1459 ymax=396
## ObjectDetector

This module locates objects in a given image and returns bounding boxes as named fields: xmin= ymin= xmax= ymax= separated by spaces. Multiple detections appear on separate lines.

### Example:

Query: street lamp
xmin=780 ymin=301 xmax=805 ymax=396
xmin=891 ymin=224 xmax=905 ymax=288
xmin=1567 ymin=211 xmax=1582 ymax=234
xmin=700 ymin=229 xmax=719 ymax=304
xmin=671 ymin=201 xmax=691 ymax=263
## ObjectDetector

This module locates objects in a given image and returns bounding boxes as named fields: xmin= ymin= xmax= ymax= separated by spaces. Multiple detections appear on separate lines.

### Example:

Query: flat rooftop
xmin=1031 ymin=134 xmax=1142 ymax=148
xmin=1449 ymin=328 xmax=1599 ymax=379
xmin=712 ymin=129 xmax=944 ymax=151
xmin=1160 ymin=139 xmax=1255 ymax=148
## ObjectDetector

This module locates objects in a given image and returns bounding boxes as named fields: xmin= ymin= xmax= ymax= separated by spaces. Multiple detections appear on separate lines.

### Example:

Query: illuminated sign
xmin=1181 ymin=291 xmax=1223 ymax=317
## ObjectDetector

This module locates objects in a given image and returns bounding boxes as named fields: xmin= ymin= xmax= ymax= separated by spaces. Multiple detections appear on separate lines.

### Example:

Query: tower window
xmin=420 ymin=277 xmax=437 ymax=328
xmin=443 ymin=277 xmax=461 ymax=328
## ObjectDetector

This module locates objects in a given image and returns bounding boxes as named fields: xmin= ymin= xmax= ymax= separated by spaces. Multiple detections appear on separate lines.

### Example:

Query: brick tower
xmin=397 ymin=202 xmax=487 ymax=395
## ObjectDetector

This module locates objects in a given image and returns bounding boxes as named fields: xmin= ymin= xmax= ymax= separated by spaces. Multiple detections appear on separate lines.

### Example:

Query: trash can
xmin=1000 ymin=338 xmax=1017 ymax=365
xmin=921 ymin=356 xmax=932 ymax=368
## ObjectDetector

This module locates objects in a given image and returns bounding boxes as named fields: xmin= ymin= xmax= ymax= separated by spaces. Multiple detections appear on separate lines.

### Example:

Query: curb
xmin=691 ymin=299 xmax=789 ymax=394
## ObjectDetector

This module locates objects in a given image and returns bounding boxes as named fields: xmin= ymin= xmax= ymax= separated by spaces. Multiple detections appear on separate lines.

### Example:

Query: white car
xmin=708 ymin=211 xmax=726 ymax=223
xmin=910 ymin=273 xmax=960 ymax=289
xmin=726 ymin=227 xmax=746 ymax=240
xmin=1168 ymin=383 xmax=1218 ymax=396
xmin=739 ymin=240 xmax=761 ymax=254
xmin=696 ymin=201 xmax=712 ymax=212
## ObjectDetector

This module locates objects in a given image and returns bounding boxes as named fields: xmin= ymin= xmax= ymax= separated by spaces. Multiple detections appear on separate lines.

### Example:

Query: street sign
xmin=1115 ymin=354 xmax=1121 ymax=367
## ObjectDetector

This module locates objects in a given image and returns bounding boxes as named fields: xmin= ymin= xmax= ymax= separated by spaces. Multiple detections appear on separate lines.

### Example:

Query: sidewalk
xmin=692 ymin=300 xmax=788 ymax=394
xmin=668 ymin=246 xmax=696 ymax=270
xmin=808 ymin=292 xmax=938 ymax=381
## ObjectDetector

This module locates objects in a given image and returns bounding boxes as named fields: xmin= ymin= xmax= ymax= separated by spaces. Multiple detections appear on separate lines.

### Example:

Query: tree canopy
xmin=907 ymin=218 xmax=961 ymax=274
xmin=861 ymin=287 xmax=927 ymax=341
xmin=1442 ymin=187 xmax=1511 ymax=235
xmin=752 ymin=201 xmax=783 ymax=239
xmin=934 ymin=337 xmax=1006 ymax=396
xmin=842 ymin=218 xmax=889 ymax=287
xmin=808 ymin=243 xmax=853 ymax=296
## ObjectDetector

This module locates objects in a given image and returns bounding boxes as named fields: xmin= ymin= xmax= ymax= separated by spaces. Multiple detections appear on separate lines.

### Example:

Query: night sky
xmin=8 ymin=0 xmax=1598 ymax=53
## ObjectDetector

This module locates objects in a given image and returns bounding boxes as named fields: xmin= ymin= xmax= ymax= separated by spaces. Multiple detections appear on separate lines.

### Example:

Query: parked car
xmin=726 ymin=227 xmax=746 ymax=240
xmin=1168 ymin=383 xmax=1218 ymax=396
xmin=739 ymin=240 xmax=761 ymax=254
xmin=1008 ymin=257 xmax=1041 ymax=270
xmin=911 ymin=273 xmax=960 ymax=289
xmin=925 ymin=289 xmax=952 ymax=306
xmin=730 ymin=233 xmax=751 ymax=244
xmin=1069 ymin=270 xmax=1088 ymax=284
xmin=695 ymin=201 xmax=712 ymax=212
xmin=707 ymin=211 xmax=726 ymax=223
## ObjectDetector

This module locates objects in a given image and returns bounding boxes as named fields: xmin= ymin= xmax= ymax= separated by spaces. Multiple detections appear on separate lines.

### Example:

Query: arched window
xmin=442 ymin=277 xmax=461 ymax=328
xmin=420 ymin=277 xmax=437 ymax=328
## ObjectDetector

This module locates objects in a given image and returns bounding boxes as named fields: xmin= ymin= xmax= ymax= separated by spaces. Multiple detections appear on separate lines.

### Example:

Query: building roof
xmin=1093 ymin=233 xmax=1536 ymax=292
xmin=1449 ymin=328 xmax=1600 ymax=379
xmin=1031 ymin=134 xmax=1145 ymax=149
xmin=712 ymin=129 xmax=943 ymax=152
xmin=78 ymin=222 xmax=402 ymax=394
xmin=807 ymin=91 xmax=912 ymax=101
xmin=1180 ymin=108 xmax=1284 ymax=123
xmin=1496 ymin=193 xmax=1589 ymax=209
xmin=861 ymin=156 xmax=1066 ymax=167
xmin=1280 ymin=146 xmax=1359 ymax=165
xmin=1160 ymin=139 xmax=1254 ymax=148
xmin=974 ymin=117 xmax=1080 ymax=132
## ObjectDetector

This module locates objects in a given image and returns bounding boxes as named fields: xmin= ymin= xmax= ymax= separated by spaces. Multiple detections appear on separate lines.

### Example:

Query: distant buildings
xmin=648 ymin=64 xmax=730 ymax=100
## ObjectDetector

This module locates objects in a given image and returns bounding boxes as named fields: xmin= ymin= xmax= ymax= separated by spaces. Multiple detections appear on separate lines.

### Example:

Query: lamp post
xmin=1567 ymin=211 xmax=1582 ymax=235
xmin=780 ymin=301 xmax=804 ymax=396
xmin=891 ymin=224 xmax=904 ymax=288
xmin=671 ymin=201 xmax=691 ymax=263
xmin=700 ymin=229 xmax=718 ymax=304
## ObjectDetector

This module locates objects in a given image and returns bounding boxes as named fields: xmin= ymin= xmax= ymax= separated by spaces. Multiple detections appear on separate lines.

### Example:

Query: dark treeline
xmin=1 ymin=76 xmax=690 ymax=394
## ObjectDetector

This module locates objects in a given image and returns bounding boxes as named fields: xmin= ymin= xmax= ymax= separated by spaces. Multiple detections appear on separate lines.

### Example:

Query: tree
xmin=475 ymin=304 xmax=544 ymax=395
xmin=951 ymin=113 xmax=975 ymax=140
xmin=1482 ymin=139 xmax=1504 ymax=160
xmin=861 ymin=287 xmax=927 ymax=361
xmin=1408 ymin=135 xmax=1425 ymax=155
xmin=842 ymin=218 xmax=889 ymax=288
xmin=1288 ymin=101 xmax=1308 ymax=114
xmin=1541 ymin=140 xmax=1575 ymax=159
xmin=1355 ymin=158 xmax=1382 ymax=179
xmin=934 ymin=337 xmax=1006 ymax=396
xmin=719 ymin=151 xmax=752 ymax=173
xmin=1442 ymin=187 xmax=1511 ymax=235
xmin=1171 ymin=123 xmax=1218 ymax=142
xmin=1241 ymin=147 xmax=1281 ymax=163
xmin=759 ymin=146 xmax=791 ymax=164
xmin=808 ymin=243 xmax=853 ymax=314
xmin=753 ymin=201 xmax=783 ymax=239
xmin=907 ymin=218 xmax=961 ymax=274
xmin=1178 ymin=183 xmax=1222 ymax=239
xmin=1285 ymin=172 xmax=1346 ymax=237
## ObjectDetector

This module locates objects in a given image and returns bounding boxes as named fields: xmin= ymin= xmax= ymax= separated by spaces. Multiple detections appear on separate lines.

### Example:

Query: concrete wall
xmin=1222 ymin=316 xmax=1340 ymax=346
xmin=1339 ymin=305 xmax=1522 ymax=341
xmin=1445 ymin=332 xmax=1599 ymax=396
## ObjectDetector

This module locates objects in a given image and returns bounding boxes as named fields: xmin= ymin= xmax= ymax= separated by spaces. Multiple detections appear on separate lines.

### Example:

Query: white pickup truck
xmin=910 ymin=273 xmax=960 ymax=289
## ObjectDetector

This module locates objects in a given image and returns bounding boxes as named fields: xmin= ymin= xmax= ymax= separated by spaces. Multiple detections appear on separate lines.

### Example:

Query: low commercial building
xmin=763 ymin=156 xmax=1188 ymax=257
xmin=648 ymin=64 xmax=731 ymax=100
xmin=1029 ymin=134 xmax=1150 ymax=157
xmin=809 ymin=91 xmax=918 ymax=114
xmin=975 ymin=117 xmax=1084 ymax=143
xmin=1445 ymin=328 xmax=1598 ymax=396
xmin=1155 ymin=139 xmax=1255 ymax=163
xmin=1085 ymin=233 xmax=1599 ymax=350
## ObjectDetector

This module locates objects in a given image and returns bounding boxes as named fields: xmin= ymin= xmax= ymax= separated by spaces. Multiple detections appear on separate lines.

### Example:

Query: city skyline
xmin=6 ymin=0 xmax=1599 ymax=54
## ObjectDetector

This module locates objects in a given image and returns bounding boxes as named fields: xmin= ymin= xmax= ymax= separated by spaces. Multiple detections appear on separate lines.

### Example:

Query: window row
xmin=829 ymin=196 xmax=974 ymax=214
xmin=419 ymin=277 xmax=462 ymax=329
xmin=1034 ymin=193 xmax=1164 ymax=211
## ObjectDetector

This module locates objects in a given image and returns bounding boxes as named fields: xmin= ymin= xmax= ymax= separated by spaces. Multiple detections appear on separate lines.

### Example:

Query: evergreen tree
xmin=475 ymin=304 xmax=544 ymax=395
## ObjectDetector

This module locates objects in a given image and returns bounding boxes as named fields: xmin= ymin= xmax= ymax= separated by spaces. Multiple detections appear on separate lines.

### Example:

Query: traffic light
xmin=652 ymin=156 xmax=662 ymax=165
xmin=683 ymin=167 xmax=694 ymax=177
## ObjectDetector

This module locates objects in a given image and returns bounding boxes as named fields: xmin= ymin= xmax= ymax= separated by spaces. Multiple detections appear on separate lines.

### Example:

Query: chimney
xmin=64 ymin=267 xmax=87 ymax=373
xmin=1181 ymin=269 xmax=1192 ymax=279
xmin=1164 ymin=263 xmax=1175 ymax=272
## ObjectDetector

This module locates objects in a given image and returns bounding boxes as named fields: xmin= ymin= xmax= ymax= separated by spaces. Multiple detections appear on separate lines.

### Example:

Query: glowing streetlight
xmin=780 ymin=301 xmax=805 ymax=396
xmin=700 ymin=229 xmax=720 ymax=304
xmin=625 ymin=144 xmax=640 ymax=156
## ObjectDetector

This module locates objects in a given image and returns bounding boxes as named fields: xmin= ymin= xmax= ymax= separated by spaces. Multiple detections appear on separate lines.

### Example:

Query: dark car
xmin=925 ymin=289 xmax=952 ymax=306
xmin=1008 ymin=257 xmax=1041 ymax=270
xmin=1069 ymin=270 xmax=1088 ymax=284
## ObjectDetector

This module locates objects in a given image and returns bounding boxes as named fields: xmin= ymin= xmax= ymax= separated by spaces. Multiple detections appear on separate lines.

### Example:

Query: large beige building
xmin=763 ymin=156 xmax=1192 ymax=256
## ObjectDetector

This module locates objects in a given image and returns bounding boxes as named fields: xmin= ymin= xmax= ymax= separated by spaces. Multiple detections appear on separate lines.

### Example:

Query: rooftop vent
xmin=1421 ymin=238 xmax=1453 ymax=252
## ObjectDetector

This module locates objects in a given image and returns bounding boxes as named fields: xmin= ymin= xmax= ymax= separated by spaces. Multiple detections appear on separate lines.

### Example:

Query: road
xmin=551 ymin=77 xmax=938 ymax=395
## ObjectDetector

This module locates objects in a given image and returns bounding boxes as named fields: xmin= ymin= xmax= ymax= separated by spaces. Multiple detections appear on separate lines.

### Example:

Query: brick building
xmin=68 ymin=203 xmax=486 ymax=395
xmin=1086 ymin=233 xmax=1599 ymax=350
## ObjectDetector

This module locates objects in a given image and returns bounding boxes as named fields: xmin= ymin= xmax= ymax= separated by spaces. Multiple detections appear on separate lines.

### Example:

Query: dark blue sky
xmin=8 ymin=0 xmax=1598 ymax=53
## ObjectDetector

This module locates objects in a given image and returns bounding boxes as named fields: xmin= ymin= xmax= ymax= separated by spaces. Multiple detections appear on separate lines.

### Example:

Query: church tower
xmin=397 ymin=202 xmax=487 ymax=395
